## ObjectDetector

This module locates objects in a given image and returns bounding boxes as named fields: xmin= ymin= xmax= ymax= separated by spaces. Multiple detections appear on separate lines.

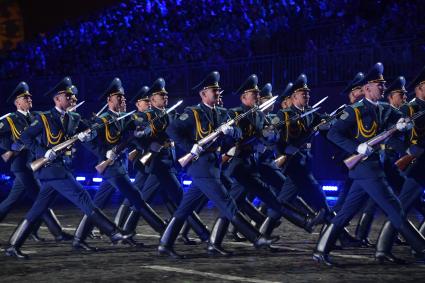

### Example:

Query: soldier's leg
xmin=109 ymin=174 xmax=166 ymax=235
xmin=0 ymin=173 xmax=27 ymax=221
xmin=354 ymin=197 xmax=377 ymax=247
xmin=6 ymin=183 xmax=58 ymax=259
xmin=375 ymin=176 xmax=425 ymax=263
xmin=332 ymin=177 xmax=353 ymax=213
xmin=313 ymin=181 xmax=369 ymax=265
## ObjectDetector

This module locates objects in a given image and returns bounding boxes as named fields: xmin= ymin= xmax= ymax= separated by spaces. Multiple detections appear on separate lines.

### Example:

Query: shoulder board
xmin=67 ymin=111 xmax=81 ymax=119
xmin=187 ymin=105 xmax=202 ymax=111
xmin=350 ymin=100 xmax=364 ymax=109
xmin=98 ymin=112 xmax=111 ymax=119
xmin=229 ymin=106 xmax=243 ymax=112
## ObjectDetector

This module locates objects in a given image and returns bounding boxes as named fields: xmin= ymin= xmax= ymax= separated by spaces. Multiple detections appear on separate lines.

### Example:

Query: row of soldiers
xmin=0 ymin=62 xmax=424 ymax=266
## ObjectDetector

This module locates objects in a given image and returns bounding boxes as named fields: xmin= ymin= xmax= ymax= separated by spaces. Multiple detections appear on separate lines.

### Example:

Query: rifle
xmin=130 ymin=100 xmax=183 ymax=165
xmin=94 ymin=101 xmax=182 ymax=174
xmin=344 ymin=110 xmax=425 ymax=170
xmin=31 ymin=110 xmax=135 ymax=172
xmin=395 ymin=154 xmax=416 ymax=171
xmin=273 ymin=104 xmax=345 ymax=168
xmin=178 ymin=96 xmax=278 ymax=168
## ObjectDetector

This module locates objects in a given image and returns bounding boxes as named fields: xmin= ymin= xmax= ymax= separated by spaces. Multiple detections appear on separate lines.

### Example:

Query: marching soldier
xmin=133 ymin=78 xmax=210 ymax=244
xmin=160 ymin=71 xmax=274 ymax=258
xmin=375 ymin=67 xmax=425 ymax=264
xmin=72 ymin=78 xmax=167 ymax=250
xmin=316 ymin=62 xmax=425 ymax=265
xmin=113 ymin=86 xmax=151 ymax=228
xmin=5 ymin=77 xmax=132 ymax=259
xmin=0 ymin=82 xmax=72 ymax=242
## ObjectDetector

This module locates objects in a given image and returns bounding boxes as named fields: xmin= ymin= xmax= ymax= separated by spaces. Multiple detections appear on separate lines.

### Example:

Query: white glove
xmin=406 ymin=145 xmax=424 ymax=158
xmin=77 ymin=131 xmax=94 ymax=142
xmin=44 ymin=149 xmax=57 ymax=161
xmin=106 ymin=149 xmax=117 ymax=160
xmin=284 ymin=145 xmax=299 ymax=155
xmin=220 ymin=124 xmax=234 ymax=136
xmin=356 ymin=142 xmax=373 ymax=156
xmin=396 ymin=118 xmax=413 ymax=132
xmin=190 ymin=144 xmax=203 ymax=157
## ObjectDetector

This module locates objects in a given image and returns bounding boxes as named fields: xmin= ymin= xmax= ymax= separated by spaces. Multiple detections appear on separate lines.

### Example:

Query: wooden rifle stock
xmin=221 ymin=146 xmax=236 ymax=165
xmin=1 ymin=151 xmax=15 ymax=162
xmin=274 ymin=155 xmax=288 ymax=168
xmin=343 ymin=128 xmax=397 ymax=170
xmin=128 ymin=149 xmax=139 ymax=161
xmin=30 ymin=135 xmax=79 ymax=172
xmin=95 ymin=158 xmax=114 ymax=174
xmin=395 ymin=154 xmax=416 ymax=171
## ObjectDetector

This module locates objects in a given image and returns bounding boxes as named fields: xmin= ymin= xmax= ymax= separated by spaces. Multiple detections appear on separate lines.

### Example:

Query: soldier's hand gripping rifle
xmin=31 ymin=110 xmax=135 ymax=172
xmin=271 ymin=106 xmax=324 ymax=168
xmin=344 ymin=110 xmax=425 ymax=170
xmin=127 ymin=100 xmax=183 ymax=164
xmin=178 ymin=96 xmax=277 ymax=168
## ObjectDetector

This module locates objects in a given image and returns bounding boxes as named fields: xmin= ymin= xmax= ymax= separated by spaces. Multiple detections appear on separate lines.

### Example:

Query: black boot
xmin=339 ymin=227 xmax=362 ymax=248
xmin=207 ymin=217 xmax=233 ymax=256
xmin=42 ymin=209 xmax=73 ymax=242
xmin=227 ymin=223 xmax=247 ymax=242
xmin=187 ymin=211 xmax=210 ymax=243
xmin=29 ymin=219 xmax=45 ymax=242
xmin=139 ymin=202 xmax=167 ymax=234
xmin=114 ymin=204 xmax=130 ymax=228
xmin=280 ymin=203 xmax=325 ymax=233
xmin=5 ymin=219 xmax=34 ymax=259
xmin=312 ymin=223 xmax=341 ymax=266
xmin=398 ymin=220 xmax=425 ymax=263
xmin=178 ymin=222 xmax=197 ymax=245
xmin=294 ymin=196 xmax=316 ymax=216
xmin=89 ymin=208 xmax=131 ymax=243
xmin=158 ymin=217 xmax=185 ymax=259
xmin=259 ymin=217 xmax=280 ymax=243
xmin=72 ymin=215 xmax=97 ymax=252
xmin=241 ymin=199 xmax=267 ymax=228
xmin=355 ymin=212 xmax=375 ymax=247
xmin=375 ymin=221 xmax=406 ymax=264
xmin=231 ymin=212 xmax=274 ymax=250
xmin=121 ymin=209 xmax=144 ymax=247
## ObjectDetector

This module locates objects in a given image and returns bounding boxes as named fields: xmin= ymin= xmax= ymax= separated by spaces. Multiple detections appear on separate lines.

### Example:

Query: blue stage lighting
xmin=76 ymin=176 xmax=86 ymax=181
xmin=322 ymin=185 xmax=338 ymax=192
xmin=92 ymin=177 xmax=103 ymax=183
xmin=182 ymin=180 xmax=192 ymax=186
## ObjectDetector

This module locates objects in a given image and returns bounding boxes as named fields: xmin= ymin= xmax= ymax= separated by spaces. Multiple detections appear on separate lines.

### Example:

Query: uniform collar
xmin=293 ymin=104 xmax=305 ymax=112
xmin=202 ymin=102 xmax=215 ymax=110
xmin=365 ymin=98 xmax=379 ymax=107
xmin=17 ymin=110 xmax=29 ymax=117
xmin=55 ymin=106 xmax=66 ymax=115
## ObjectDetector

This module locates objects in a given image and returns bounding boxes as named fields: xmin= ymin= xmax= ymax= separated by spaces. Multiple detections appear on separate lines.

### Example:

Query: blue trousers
xmin=174 ymin=177 xmax=238 ymax=221
xmin=0 ymin=171 xmax=41 ymax=220
xmin=332 ymin=178 xmax=406 ymax=229
xmin=25 ymin=172 xmax=95 ymax=222
xmin=93 ymin=174 xmax=145 ymax=210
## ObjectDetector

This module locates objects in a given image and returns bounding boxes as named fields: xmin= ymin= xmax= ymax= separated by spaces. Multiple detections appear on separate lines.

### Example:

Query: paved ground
xmin=1 ymin=207 xmax=425 ymax=282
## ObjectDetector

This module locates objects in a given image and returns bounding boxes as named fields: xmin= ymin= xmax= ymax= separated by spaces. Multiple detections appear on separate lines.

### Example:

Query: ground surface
xmin=1 ymin=207 xmax=425 ymax=282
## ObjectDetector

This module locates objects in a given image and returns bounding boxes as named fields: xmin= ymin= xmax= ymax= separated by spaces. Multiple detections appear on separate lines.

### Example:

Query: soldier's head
xmin=136 ymin=98 xmax=150 ymax=112
xmin=236 ymin=74 xmax=259 ymax=108
xmin=104 ymin=78 xmax=126 ymax=113
xmin=194 ymin=71 xmax=221 ymax=107
xmin=53 ymin=91 xmax=74 ymax=110
xmin=131 ymin=86 xmax=150 ymax=112
xmin=415 ymin=82 xmax=425 ymax=100
xmin=290 ymin=74 xmax=310 ymax=108
xmin=385 ymin=76 xmax=407 ymax=108
xmin=361 ymin=63 xmax=386 ymax=102
xmin=259 ymin=83 xmax=273 ymax=113
xmin=281 ymin=96 xmax=292 ymax=109
xmin=148 ymin=78 xmax=168 ymax=109
xmin=341 ymin=72 xmax=365 ymax=104
xmin=9 ymin=82 xmax=32 ymax=111
xmin=387 ymin=91 xmax=407 ymax=108
xmin=348 ymin=88 xmax=364 ymax=104
xmin=215 ymin=92 xmax=224 ymax=107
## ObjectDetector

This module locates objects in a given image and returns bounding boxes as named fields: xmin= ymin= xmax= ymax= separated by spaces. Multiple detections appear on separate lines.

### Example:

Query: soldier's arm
xmin=20 ymin=116 xmax=46 ymax=157
xmin=385 ymin=106 xmax=408 ymax=154
xmin=0 ymin=119 xmax=12 ymax=151
xmin=327 ymin=107 xmax=359 ymax=154
xmin=166 ymin=108 xmax=195 ymax=153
